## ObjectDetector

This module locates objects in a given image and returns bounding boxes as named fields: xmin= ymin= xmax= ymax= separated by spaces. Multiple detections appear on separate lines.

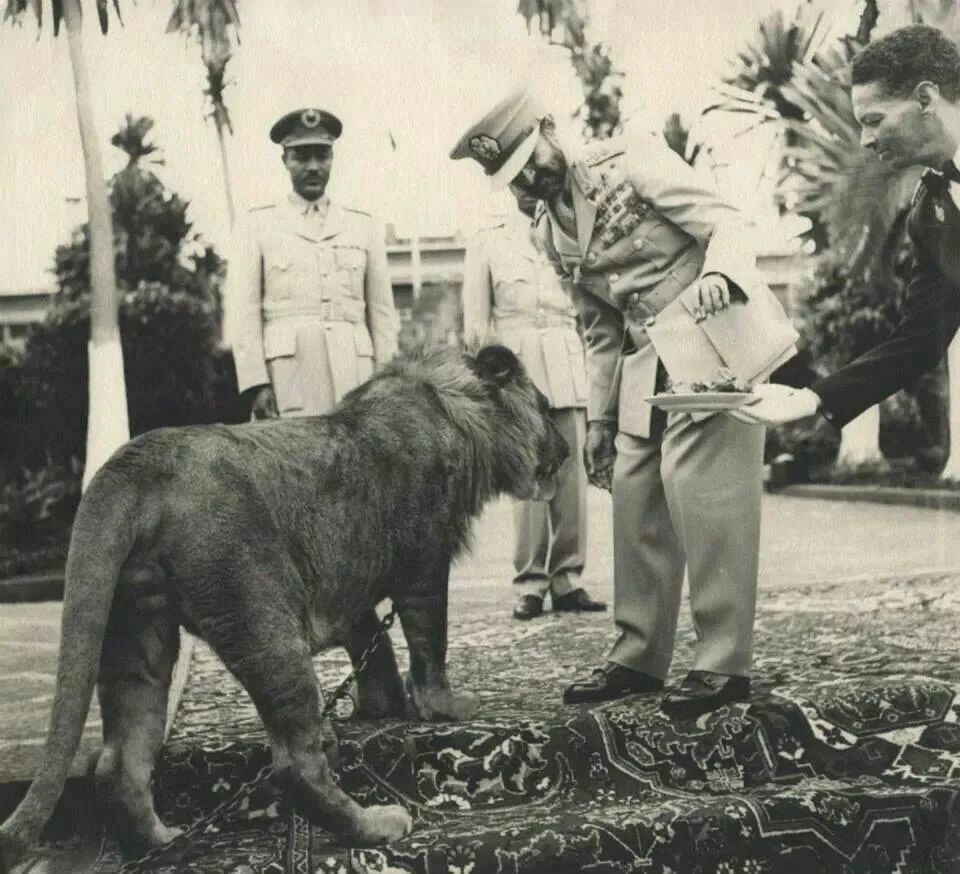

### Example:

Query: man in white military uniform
xmin=452 ymin=89 xmax=798 ymax=716
xmin=462 ymin=191 xmax=607 ymax=621
xmin=229 ymin=108 xmax=398 ymax=419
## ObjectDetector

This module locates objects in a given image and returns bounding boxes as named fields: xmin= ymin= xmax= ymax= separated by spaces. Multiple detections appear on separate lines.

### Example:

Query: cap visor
xmin=489 ymin=126 xmax=540 ymax=191
xmin=282 ymin=133 xmax=336 ymax=147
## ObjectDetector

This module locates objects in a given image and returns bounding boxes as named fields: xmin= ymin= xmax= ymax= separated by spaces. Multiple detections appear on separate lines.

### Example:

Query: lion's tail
xmin=0 ymin=468 xmax=139 ymax=872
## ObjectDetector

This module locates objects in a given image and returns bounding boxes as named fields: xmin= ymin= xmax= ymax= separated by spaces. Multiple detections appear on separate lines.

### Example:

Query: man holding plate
xmin=451 ymin=89 xmax=799 ymax=716
xmin=731 ymin=26 xmax=960 ymax=435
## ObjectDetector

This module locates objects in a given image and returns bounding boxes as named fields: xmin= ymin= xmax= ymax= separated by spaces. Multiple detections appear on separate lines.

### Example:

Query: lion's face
xmin=471 ymin=345 xmax=569 ymax=502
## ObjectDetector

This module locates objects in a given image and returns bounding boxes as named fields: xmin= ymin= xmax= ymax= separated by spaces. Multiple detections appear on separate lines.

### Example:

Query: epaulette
xmin=582 ymin=137 xmax=626 ymax=167
xmin=342 ymin=205 xmax=372 ymax=217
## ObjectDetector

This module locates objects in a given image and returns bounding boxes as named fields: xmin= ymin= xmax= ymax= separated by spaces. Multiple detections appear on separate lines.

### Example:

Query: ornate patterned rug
xmin=39 ymin=574 xmax=960 ymax=872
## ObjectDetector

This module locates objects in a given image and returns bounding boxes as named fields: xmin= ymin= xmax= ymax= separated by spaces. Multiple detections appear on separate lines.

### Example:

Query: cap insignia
xmin=469 ymin=134 xmax=502 ymax=163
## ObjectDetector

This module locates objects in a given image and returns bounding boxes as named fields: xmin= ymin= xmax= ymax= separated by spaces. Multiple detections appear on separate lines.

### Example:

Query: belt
xmin=496 ymin=313 xmax=577 ymax=331
xmin=621 ymin=255 xmax=701 ymax=326
xmin=262 ymin=299 xmax=364 ymax=324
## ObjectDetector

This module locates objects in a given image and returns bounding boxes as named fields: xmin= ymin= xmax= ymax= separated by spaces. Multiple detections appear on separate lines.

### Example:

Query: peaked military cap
xmin=270 ymin=108 xmax=343 ymax=147
xmin=450 ymin=87 xmax=545 ymax=190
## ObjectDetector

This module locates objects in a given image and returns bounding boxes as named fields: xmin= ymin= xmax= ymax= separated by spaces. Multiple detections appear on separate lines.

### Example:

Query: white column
xmin=411 ymin=236 xmax=422 ymax=300
xmin=82 ymin=337 xmax=130 ymax=490
xmin=940 ymin=336 xmax=960 ymax=479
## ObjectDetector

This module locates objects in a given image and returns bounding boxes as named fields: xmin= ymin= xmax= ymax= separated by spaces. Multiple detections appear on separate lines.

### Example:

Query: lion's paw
xmin=442 ymin=690 xmax=479 ymax=721
xmin=355 ymin=804 xmax=413 ymax=845
xmin=152 ymin=824 xmax=184 ymax=847
xmin=409 ymin=682 xmax=479 ymax=722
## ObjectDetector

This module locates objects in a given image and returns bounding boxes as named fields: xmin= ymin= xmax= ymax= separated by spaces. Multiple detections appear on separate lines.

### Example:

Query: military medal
xmin=935 ymin=202 xmax=946 ymax=223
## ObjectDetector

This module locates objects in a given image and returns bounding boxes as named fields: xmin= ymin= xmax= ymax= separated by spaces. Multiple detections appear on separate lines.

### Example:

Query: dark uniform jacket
xmin=814 ymin=170 xmax=960 ymax=428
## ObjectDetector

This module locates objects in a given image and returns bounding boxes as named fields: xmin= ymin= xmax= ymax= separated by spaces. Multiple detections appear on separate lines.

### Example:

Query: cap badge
xmin=469 ymin=134 xmax=502 ymax=163
xmin=301 ymin=109 xmax=321 ymax=128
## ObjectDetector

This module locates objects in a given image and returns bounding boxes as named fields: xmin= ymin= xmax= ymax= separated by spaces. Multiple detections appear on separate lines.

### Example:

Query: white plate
xmin=644 ymin=392 xmax=754 ymax=412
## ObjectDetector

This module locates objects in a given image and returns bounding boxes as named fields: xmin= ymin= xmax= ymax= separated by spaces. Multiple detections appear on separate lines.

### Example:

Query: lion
xmin=0 ymin=344 xmax=568 ymax=869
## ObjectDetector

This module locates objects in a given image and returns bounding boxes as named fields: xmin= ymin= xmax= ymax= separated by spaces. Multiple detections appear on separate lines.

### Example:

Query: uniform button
xmin=630 ymin=292 xmax=641 ymax=304
xmin=608 ymin=272 xmax=620 ymax=283
xmin=644 ymin=316 xmax=657 ymax=328
xmin=633 ymin=238 xmax=644 ymax=250
xmin=586 ymin=252 xmax=597 ymax=263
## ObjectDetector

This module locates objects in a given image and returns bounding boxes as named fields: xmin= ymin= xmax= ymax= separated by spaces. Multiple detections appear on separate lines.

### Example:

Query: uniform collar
xmin=288 ymin=191 xmax=330 ymax=218
xmin=569 ymin=159 xmax=599 ymax=200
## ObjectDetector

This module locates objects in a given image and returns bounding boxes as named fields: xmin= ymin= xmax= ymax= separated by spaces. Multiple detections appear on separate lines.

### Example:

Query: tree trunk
xmin=63 ymin=0 xmax=130 ymax=490
xmin=215 ymin=121 xmax=236 ymax=228
xmin=836 ymin=404 xmax=883 ymax=467
xmin=941 ymin=336 xmax=960 ymax=480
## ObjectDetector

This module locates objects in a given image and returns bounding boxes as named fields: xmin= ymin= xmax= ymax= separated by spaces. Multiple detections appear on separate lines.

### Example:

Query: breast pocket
xmin=491 ymin=253 xmax=534 ymax=308
xmin=265 ymin=258 xmax=296 ymax=300
xmin=333 ymin=244 xmax=367 ymax=298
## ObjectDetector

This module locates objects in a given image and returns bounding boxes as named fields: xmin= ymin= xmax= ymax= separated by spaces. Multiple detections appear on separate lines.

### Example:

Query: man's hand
xmin=686 ymin=274 xmax=746 ymax=321
xmin=583 ymin=421 xmax=617 ymax=491
xmin=727 ymin=384 xmax=821 ymax=426
xmin=250 ymin=385 xmax=279 ymax=420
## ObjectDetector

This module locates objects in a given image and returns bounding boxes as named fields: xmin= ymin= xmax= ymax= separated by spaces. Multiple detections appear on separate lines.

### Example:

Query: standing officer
xmin=451 ymin=89 xmax=798 ymax=716
xmin=229 ymin=107 xmax=398 ymax=419
xmin=462 ymin=193 xmax=607 ymax=621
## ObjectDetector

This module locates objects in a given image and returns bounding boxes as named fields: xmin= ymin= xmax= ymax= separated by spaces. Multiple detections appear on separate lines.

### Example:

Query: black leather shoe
xmin=563 ymin=663 xmax=663 ymax=704
xmin=660 ymin=671 xmax=751 ymax=718
xmin=513 ymin=594 xmax=544 ymax=620
xmin=552 ymin=588 xmax=608 ymax=612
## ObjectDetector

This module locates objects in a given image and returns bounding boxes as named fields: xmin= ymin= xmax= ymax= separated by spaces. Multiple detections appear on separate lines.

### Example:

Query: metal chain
xmin=321 ymin=607 xmax=397 ymax=721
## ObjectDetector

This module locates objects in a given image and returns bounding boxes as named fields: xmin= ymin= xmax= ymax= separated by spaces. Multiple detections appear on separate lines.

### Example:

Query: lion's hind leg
xmin=201 ymin=598 xmax=413 ymax=846
xmin=94 ymin=575 xmax=182 ymax=857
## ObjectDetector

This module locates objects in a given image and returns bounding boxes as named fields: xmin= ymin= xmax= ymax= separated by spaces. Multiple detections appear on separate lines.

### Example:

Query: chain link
xmin=321 ymin=607 xmax=397 ymax=721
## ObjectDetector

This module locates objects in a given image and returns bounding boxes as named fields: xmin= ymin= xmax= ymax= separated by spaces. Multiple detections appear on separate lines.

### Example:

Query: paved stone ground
xmin=2 ymin=491 xmax=959 ymax=787
xmin=462 ymin=489 xmax=960 ymax=594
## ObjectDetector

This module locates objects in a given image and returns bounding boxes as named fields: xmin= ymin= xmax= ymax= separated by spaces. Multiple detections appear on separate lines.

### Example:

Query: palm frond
xmin=4 ymin=0 xmax=123 ymax=35
xmin=166 ymin=0 xmax=240 ymax=134
xmin=3 ymin=0 xmax=27 ymax=23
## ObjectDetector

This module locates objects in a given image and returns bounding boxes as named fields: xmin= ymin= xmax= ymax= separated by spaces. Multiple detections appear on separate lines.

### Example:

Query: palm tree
xmin=4 ymin=0 xmax=130 ymax=490
xmin=165 ymin=0 xmax=240 ymax=227
xmin=705 ymin=4 xmax=831 ymax=247
xmin=706 ymin=2 xmax=950 ymax=469
xmin=517 ymin=0 xmax=624 ymax=140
